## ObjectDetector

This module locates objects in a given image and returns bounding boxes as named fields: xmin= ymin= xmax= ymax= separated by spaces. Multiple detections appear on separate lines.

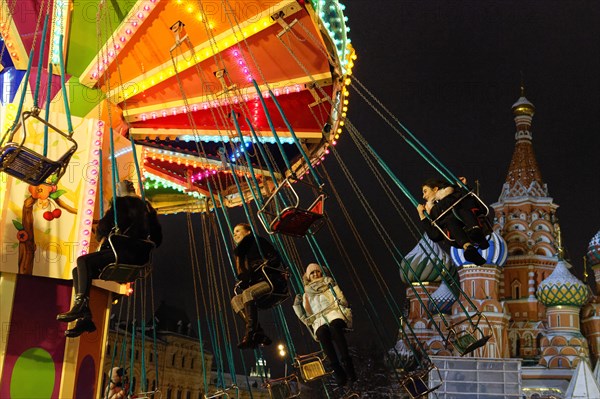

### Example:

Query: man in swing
xmin=417 ymin=178 xmax=489 ymax=266
xmin=57 ymin=180 xmax=162 ymax=337
xmin=231 ymin=223 xmax=286 ymax=349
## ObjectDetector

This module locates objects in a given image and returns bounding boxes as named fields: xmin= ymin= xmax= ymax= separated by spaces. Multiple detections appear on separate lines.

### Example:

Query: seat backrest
xmin=110 ymin=234 xmax=155 ymax=265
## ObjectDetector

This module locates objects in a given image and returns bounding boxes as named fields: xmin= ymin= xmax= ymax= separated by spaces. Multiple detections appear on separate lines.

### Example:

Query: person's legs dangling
xmin=58 ymin=249 xmax=114 ymax=337
xmin=329 ymin=319 xmax=356 ymax=382
xmin=316 ymin=325 xmax=347 ymax=386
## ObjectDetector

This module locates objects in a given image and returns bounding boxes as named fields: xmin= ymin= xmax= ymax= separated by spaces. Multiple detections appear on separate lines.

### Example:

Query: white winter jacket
xmin=293 ymin=276 xmax=352 ymax=340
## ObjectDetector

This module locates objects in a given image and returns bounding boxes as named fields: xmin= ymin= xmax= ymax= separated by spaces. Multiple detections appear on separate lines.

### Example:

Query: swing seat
xmin=135 ymin=390 xmax=162 ymax=398
xmin=450 ymin=330 xmax=491 ymax=356
xmin=204 ymin=384 xmax=237 ymax=399
xmin=0 ymin=143 xmax=67 ymax=185
xmin=270 ymin=194 xmax=326 ymax=237
xmin=98 ymin=233 xmax=156 ymax=284
xmin=294 ymin=352 xmax=331 ymax=382
xmin=401 ymin=364 xmax=442 ymax=399
xmin=204 ymin=391 xmax=229 ymax=399
xmin=266 ymin=374 xmax=300 ymax=399
xmin=446 ymin=313 xmax=492 ymax=356
xmin=431 ymin=190 xmax=491 ymax=245
xmin=258 ymin=176 xmax=327 ymax=237
xmin=235 ymin=262 xmax=291 ymax=310
xmin=0 ymin=110 xmax=77 ymax=185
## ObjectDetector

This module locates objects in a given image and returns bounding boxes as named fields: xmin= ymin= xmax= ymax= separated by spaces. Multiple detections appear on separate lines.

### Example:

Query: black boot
xmin=57 ymin=294 xmax=91 ymax=323
xmin=342 ymin=357 xmax=357 ymax=382
xmin=466 ymin=226 xmax=489 ymax=249
xmin=237 ymin=302 xmax=259 ymax=350
xmin=463 ymin=245 xmax=486 ymax=266
xmin=254 ymin=324 xmax=272 ymax=346
xmin=331 ymin=362 xmax=347 ymax=386
xmin=65 ymin=318 xmax=96 ymax=338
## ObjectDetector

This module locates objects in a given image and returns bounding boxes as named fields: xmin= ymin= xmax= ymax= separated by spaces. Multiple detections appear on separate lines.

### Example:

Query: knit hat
xmin=305 ymin=263 xmax=322 ymax=280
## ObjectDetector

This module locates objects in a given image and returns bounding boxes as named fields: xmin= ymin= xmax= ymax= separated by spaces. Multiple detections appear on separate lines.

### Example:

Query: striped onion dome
xmin=587 ymin=230 xmax=600 ymax=266
xmin=428 ymin=280 xmax=457 ymax=314
xmin=536 ymin=260 xmax=590 ymax=307
xmin=451 ymin=231 xmax=508 ymax=267
xmin=401 ymin=235 xmax=453 ymax=283
xmin=387 ymin=339 xmax=419 ymax=371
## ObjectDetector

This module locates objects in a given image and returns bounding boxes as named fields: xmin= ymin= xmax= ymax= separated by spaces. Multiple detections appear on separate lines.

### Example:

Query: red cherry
xmin=52 ymin=209 xmax=62 ymax=218
xmin=43 ymin=211 xmax=54 ymax=221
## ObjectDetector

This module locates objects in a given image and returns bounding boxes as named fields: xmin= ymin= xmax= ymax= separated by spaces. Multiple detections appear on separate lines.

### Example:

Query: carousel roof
xmin=0 ymin=0 xmax=354 ymax=213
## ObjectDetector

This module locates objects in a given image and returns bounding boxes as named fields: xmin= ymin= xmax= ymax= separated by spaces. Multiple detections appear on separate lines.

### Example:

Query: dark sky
xmin=151 ymin=0 xmax=600 ymax=377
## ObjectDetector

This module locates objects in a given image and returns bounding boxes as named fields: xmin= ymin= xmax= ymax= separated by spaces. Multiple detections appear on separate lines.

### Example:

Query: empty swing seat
xmin=0 ymin=143 xmax=67 ymax=185
xmin=446 ymin=313 xmax=492 ymax=356
xmin=294 ymin=352 xmax=331 ymax=382
xmin=270 ymin=194 xmax=326 ymax=237
xmin=98 ymin=234 xmax=156 ymax=284
xmin=401 ymin=364 xmax=442 ymax=399
xmin=266 ymin=374 xmax=300 ymax=399
xmin=0 ymin=110 xmax=77 ymax=185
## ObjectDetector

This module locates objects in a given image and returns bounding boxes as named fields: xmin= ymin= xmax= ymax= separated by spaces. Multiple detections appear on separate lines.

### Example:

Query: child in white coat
xmin=293 ymin=263 xmax=356 ymax=386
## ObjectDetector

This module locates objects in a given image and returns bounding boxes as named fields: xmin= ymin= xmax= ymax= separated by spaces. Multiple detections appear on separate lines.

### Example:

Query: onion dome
xmin=512 ymin=95 xmax=535 ymax=117
xmin=386 ymin=339 xmax=420 ymax=372
xmin=401 ymin=235 xmax=453 ymax=283
xmin=587 ymin=230 xmax=600 ymax=266
xmin=428 ymin=280 xmax=457 ymax=314
xmin=536 ymin=260 xmax=590 ymax=307
xmin=450 ymin=231 xmax=508 ymax=267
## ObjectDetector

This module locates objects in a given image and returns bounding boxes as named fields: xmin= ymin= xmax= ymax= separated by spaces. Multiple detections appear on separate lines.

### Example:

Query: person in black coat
xmin=231 ymin=223 xmax=286 ymax=349
xmin=57 ymin=180 xmax=162 ymax=337
xmin=417 ymin=178 xmax=488 ymax=265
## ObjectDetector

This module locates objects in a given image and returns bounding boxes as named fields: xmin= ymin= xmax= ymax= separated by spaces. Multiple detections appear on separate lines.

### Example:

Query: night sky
xmin=151 ymin=0 xmax=600 ymax=375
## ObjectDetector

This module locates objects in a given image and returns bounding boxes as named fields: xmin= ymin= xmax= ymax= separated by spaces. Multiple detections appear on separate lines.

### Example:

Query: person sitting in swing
xmin=231 ymin=223 xmax=286 ymax=349
xmin=417 ymin=178 xmax=489 ymax=266
xmin=293 ymin=263 xmax=356 ymax=386
xmin=57 ymin=180 xmax=162 ymax=337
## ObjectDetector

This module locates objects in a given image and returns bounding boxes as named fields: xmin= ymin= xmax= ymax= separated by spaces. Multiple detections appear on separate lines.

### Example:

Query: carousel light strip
xmin=48 ymin=0 xmax=71 ymax=70
xmin=78 ymin=121 xmax=104 ymax=256
xmin=103 ymin=0 xmax=299 ymax=101
xmin=144 ymin=147 xmax=278 ymax=179
xmin=79 ymin=0 xmax=161 ymax=87
xmin=0 ymin=2 xmax=28 ymax=69
xmin=123 ymin=73 xmax=331 ymax=122
xmin=129 ymin=127 xmax=320 ymax=141
xmin=143 ymin=171 xmax=205 ymax=199
xmin=311 ymin=0 xmax=352 ymax=73
xmin=145 ymin=147 xmax=219 ymax=169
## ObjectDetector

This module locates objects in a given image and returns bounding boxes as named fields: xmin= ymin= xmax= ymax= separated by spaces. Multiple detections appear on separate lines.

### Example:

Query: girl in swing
xmin=417 ymin=178 xmax=489 ymax=266
xmin=293 ymin=263 xmax=356 ymax=386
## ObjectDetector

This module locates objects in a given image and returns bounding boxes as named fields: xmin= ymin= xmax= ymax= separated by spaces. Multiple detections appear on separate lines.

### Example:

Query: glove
xmin=294 ymin=294 xmax=302 ymax=306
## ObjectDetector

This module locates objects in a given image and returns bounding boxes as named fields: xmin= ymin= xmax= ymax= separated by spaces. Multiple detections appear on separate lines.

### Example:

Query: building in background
xmin=399 ymin=88 xmax=600 ymax=399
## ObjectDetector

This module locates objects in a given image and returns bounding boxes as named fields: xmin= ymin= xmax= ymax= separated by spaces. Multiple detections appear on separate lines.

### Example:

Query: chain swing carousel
xmin=0 ymin=1 xmax=502 ymax=398
xmin=0 ymin=0 xmax=354 ymax=397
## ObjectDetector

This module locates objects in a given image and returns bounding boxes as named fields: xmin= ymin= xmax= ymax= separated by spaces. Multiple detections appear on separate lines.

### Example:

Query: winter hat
xmin=111 ymin=367 xmax=123 ymax=380
xmin=305 ymin=263 xmax=322 ymax=280
xmin=117 ymin=180 xmax=137 ymax=197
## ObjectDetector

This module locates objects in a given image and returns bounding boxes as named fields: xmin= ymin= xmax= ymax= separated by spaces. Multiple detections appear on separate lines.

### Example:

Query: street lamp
xmin=278 ymin=343 xmax=288 ymax=377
